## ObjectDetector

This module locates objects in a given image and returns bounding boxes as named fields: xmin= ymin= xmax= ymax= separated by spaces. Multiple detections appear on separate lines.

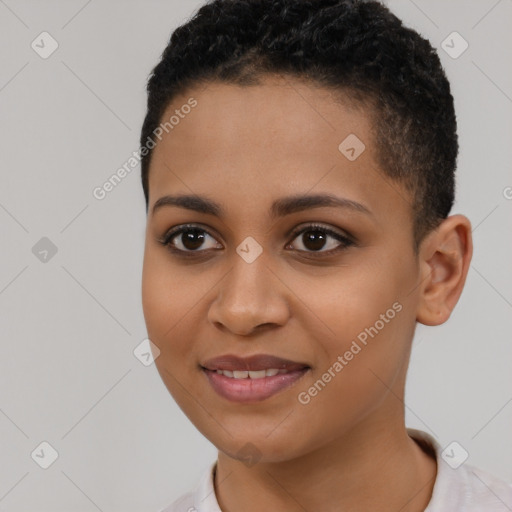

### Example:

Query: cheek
xmin=309 ymin=261 xmax=405 ymax=345
xmin=300 ymin=257 xmax=413 ymax=398
xmin=288 ymin=279 xmax=412 ymax=454
xmin=141 ymin=250 xmax=195 ymax=353
xmin=141 ymin=253 xmax=206 ymax=416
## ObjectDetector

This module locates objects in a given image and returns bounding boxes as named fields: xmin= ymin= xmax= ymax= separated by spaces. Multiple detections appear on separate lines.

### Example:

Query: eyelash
xmin=158 ymin=223 xmax=355 ymax=258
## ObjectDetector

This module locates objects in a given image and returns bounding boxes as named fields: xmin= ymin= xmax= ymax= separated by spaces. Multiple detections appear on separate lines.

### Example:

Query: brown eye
xmin=288 ymin=224 xmax=354 ymax=254
xmin=176 ymin=229 xmax=207 ymax=251
xmin=162 ymin=225 xmax=222 ymax=253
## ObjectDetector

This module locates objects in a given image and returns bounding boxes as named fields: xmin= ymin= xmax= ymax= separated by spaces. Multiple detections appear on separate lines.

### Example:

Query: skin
xmin=141 ymin=75 xmax=473 ymax=512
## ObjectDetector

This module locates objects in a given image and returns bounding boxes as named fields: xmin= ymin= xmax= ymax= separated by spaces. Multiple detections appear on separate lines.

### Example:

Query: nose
xmin=207 ymin=252 xmax=291 ymax=336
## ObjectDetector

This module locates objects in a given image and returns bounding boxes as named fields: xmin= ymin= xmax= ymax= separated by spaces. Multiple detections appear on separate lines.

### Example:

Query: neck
xmin=214 ymin=405 xmax=437 ymax=512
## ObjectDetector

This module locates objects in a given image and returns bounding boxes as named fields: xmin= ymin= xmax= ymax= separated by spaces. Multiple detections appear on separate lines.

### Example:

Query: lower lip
xmin=203 ymin=368 xmax=310 ymax=403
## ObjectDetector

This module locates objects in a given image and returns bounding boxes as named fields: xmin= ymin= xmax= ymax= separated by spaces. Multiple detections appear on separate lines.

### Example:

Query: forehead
xmin=147 ymin=77 xmax=411 ymax=226
xmin=153 ymin=76 xmax=373 ymax=166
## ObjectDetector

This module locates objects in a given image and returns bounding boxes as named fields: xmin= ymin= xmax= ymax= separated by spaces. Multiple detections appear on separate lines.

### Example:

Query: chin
xmin=209 ymin=428 xmax=311 ymax=465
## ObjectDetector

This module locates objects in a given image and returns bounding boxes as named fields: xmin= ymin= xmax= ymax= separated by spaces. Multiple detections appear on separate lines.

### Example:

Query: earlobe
xmin=416 ymin=215 xmax=473 ymax=326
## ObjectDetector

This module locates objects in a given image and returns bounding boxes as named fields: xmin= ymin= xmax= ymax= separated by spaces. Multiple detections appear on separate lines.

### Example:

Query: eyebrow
xmin=151 ymin=193 xmax=372 ymax=218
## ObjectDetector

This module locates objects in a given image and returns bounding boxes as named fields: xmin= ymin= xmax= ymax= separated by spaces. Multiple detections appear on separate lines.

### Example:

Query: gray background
xmin=0 ymin=0 xmax=510 ymax=510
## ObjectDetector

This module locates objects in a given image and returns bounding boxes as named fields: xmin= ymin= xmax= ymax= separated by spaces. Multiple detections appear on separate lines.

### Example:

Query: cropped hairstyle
xmin=140 ymin=0 xmax=458 ymax=249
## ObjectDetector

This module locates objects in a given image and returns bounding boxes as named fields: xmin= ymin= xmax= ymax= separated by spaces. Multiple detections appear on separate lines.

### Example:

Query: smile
xmin=214 ymin=368 xmax=289 ymax=379
xmin=202 ymin=367 xmax=310 ymax=403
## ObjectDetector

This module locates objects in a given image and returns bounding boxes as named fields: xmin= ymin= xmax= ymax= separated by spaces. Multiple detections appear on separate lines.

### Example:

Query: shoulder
xmin=407 ymin=428 xmax=512 ymax=511
xmin=449 ymin=462 xmax=512 ymax=511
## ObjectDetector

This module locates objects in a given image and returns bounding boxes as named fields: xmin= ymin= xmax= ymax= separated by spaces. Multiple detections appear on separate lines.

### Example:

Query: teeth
xmin=215 ymin=368 xmax=284 ymax=379
xmin=248 ymin=370 xmax=266 ymax=379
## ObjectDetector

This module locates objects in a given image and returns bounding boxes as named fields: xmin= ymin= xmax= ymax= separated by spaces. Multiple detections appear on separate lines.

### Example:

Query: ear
xmin=416 ymin=214 xmax=473 ymax=326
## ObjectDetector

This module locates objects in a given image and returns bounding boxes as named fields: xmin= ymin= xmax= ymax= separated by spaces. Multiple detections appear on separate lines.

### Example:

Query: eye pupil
xmin=303 ymin=230 xmax=326 ymax=251
xmin=182 ymin=229 xmax=205 ymax=250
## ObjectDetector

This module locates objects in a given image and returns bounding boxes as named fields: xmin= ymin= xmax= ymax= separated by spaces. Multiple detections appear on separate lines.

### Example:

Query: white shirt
xmin=160 ymin=428 xmax=512 ymax=511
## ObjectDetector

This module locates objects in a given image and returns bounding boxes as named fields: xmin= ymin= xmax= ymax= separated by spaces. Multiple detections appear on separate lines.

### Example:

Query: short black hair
xmin=140 ymin=0 xmax=458 ymax=248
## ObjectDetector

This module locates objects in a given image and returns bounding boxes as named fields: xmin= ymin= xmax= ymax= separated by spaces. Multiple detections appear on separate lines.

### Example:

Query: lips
xmin=201 ymin=354 xmax=309 ymax=372
xmin=201 ymin=354 xmax=310 ymax=403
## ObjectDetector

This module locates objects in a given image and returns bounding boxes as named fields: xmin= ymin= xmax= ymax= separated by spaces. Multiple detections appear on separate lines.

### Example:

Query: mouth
xmin=200 ymin=353 xmax=311 ymax=403
xmin=211 ymin=368 xmax=292 ymax=379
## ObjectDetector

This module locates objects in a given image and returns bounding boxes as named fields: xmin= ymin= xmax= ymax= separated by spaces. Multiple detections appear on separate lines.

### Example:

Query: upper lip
xmin=201 ymin=354 xmax=309 ymax=372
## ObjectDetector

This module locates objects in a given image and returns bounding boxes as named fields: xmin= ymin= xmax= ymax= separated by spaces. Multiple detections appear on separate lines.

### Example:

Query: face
xmin=142 ymin=76 xmax=423 ymax=463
